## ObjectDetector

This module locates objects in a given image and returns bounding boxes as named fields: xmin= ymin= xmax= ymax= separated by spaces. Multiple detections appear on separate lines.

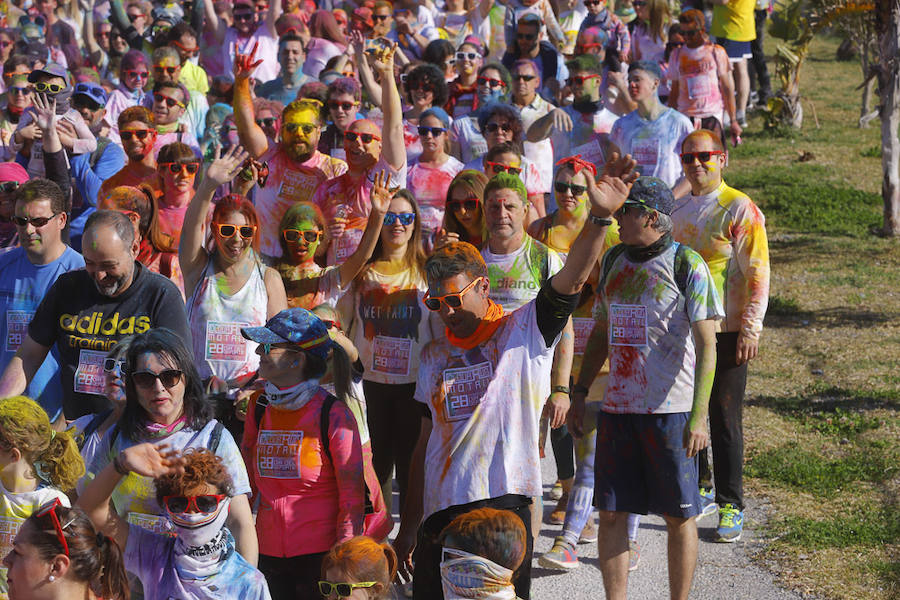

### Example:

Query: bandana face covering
xmin=169 ymin=496 xmax=230 ymax=548
xmin=50 ymin=86 xmax=73 ymax=114
xmin=171 ymin=500 xmax=233 ymax=582
xmin=440 ymin=548 xmax=517 ymax=600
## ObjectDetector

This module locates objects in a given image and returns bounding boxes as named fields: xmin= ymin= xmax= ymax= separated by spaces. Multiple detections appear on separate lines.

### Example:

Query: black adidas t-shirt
xmin=29 ymin=261 xmax=191 ymax=418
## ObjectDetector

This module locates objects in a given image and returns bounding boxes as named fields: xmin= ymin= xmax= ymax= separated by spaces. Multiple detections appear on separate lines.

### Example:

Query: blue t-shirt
xmin=0 ymin=246 xmax=84 ymax=420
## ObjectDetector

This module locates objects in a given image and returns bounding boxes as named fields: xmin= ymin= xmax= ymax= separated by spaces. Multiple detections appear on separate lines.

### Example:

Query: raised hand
xmin=119 ymin=443 xmax=185 ymax=478
xmin=584 ymin=152 xmax=636 ymax=218
xmin=369 ymin=170 xmax=392 ymax=214
xmin=233 ymin=41 xmax=264 ymax=81
xmin=32 ymin=92 xmax=58 ymax=131
xmin=601 ymin=151 xmax=638 ymax=181
xmin=204 ymin=145 xmax=250 ymax=188
xmin=551 ymin=107 xmax=573 ymax=133
xmin=371 ymin=40 xmax=398 ymax=78
xmin=349 ymin=29 xmax=366 ymax=56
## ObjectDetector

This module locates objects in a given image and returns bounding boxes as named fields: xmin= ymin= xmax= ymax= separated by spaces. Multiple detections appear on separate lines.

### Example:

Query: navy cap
xmin=241 ymin=308 xmax=333 ymax=360
xmin=625 ymin=176 xmax=675 ymax=215
xmin=28 ymin=63 xmax=69 ymax=85
xmin=74 ymin=82 xmax=109 ymax=106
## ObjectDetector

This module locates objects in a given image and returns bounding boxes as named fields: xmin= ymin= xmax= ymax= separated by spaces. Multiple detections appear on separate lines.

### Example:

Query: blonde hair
xmin=0 ymin=397 xmax=85 ymax=491
xmin=645 ymin=0 xmax=671 ymax=45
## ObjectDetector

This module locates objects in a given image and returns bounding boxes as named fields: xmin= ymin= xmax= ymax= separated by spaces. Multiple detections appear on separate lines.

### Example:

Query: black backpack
xmin=599 ymin=242 xmax=692 ymax=311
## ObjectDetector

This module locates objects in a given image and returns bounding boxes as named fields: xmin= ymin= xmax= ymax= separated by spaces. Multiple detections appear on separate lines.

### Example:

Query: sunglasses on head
xmin=121 ymin=129 xmax=153 ymax=141
xmin=283 ymin=228 xmax=321 ymax=243
xmin=680 ymin=150 xmax=725 ymax=164
xmin=455 ymin=51 xmax=479 ymax=61
xmin=256 ymin=117 xmax=277 ymax=128
xmin=449 ymin=197 xmax=479 ymax=212
xmin=216 ymin=223 xmax=257 ymax=239
xmin=477 ymin=76 xmax=505 ymax=88
xmin=517 ymin=32 xmax=537 ymax=41
xmin=344 ymin=131 xmax=381 ymax=144
xmin=485 ymin=161 xmax=521 ymax=175
xmin=0 ymin=181 xmax=21 ymax=194
xmin=34 ymin=498 xmax=74 ymax=557
xmin=328 ymin=100 xmax=358 ymax=111
xmin=131 ymin=369 xmax=184 ymax=388
xmin=124 ymin=69 xmax=149 ymax=79
xmin=154 ymin=65 xmax=178 ymax=76
xmin=163 ymin=494 xmax=227 ymax=514
xmin=424 ymin=277 xmax=484 ymax=311
xmin=34 ymin=81 xmax=65 ymax=94
xmin=417 ymin=125 xmax=445 ymax=138
xmin=383 ymin=211 xmax=415 ymax=226
xmin=512 ymin=73 xmax=536 ymax=82
xmin=103 ymin=357 xmax=125 ymax=374
xmin=555 ymin=181 xmax=587 ymax=196
xmin=154 ymin=92 xmax=185 ymax=108
xmin=285 ymin=122 xmax=316 ymax=134
xmin=318 ymin=581 xmax=377 ymax=598
xmin=566 ymin=74 xmax=601 ymax=87
xmin=13 ymin=213 xmax=59 ymax=227
xmin=160 ymin=161 xmax=200 ymax=175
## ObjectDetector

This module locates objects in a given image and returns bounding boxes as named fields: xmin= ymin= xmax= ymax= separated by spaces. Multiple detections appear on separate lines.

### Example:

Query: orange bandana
xmin=445 ymin=299 xmax=506 ymax=350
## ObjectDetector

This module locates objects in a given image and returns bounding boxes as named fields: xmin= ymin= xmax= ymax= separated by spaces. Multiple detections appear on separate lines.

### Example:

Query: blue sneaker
xmin=699 ymin=487 xmax=717 ymax=519
xmin=716 ymin=504 xmax=744 ymax=542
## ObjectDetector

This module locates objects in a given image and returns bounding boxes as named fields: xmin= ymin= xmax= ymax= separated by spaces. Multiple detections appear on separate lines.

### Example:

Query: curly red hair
xmin=154 ymin=448 xmax=234 ymax=501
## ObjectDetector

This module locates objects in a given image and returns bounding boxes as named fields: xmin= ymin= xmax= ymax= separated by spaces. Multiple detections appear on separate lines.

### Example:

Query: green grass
xmin=775 ymin=510 xmax=900 ymax=549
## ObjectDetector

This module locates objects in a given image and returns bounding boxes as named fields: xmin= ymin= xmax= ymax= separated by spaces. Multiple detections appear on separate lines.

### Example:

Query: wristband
xmin=112 ymin=453 xmax=129 ymax=476
xmin=572 ymin=383 xmax=590 ymax=396
xmin=551 ymin=385 xmax=570 ymax=395
xmin=588 ymin=213 xmax=613 ymax=227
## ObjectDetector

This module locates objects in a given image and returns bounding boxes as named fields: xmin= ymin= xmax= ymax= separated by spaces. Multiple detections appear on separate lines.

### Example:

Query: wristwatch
xmin=572 ymin=383 xmax=590 ymax=396
xmin=588 ymin=213 xmax=613 ymax=227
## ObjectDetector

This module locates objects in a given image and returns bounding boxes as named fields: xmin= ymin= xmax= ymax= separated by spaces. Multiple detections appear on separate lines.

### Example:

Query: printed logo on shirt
xmin=372 ymin=336 xmax=412 ymax=376
xmin=442 ymin=361 xmax=494 ymax=422
xmin=631 ymin=139 xmax=660 ymax=172
xmin=59 ymin=311 xmax=151 ymax=351
xmin=257 ymin=429 xmax=304 ymax=479
xmin=73 ymin=349 xmax=107 ymax=396
xmin=128 ymin=512 xmax=176 ymax=536
xmin=359 ymin=288 xmax=423 ymax=340
xmin=573 ymin=317 xmax=595 ymax=355
xmin=277 ymin=169 xmax=320 ymax=202
xmin=686 ymin=75 xmax=712 ymax=100
xmin=0 ymin=515 xmax=22 ymax=566
xmin=335 ymin=227 xmax=364 ymax=262
xmin=205 ymin=321 xmax=249 ymax=362
xmin=5 ymin=310 xmax=33 ymax=352
xmin=609 ymin=304 xmax=648 ymax=347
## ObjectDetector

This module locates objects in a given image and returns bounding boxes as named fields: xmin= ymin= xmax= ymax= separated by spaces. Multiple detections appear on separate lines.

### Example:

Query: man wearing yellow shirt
xmin=710 ymin=0 xmax=756 ymax=128
xmin=166 ymin=22 xmax=210 ymax=97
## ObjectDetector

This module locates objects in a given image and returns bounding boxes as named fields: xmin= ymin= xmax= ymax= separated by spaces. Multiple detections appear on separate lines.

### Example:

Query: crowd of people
xmin=0 ymin=0 xmax=773 ymax=597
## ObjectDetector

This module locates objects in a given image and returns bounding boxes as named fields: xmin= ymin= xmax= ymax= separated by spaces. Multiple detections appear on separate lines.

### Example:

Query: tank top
xmin=187 ymin=254 xmax=268 ymax=382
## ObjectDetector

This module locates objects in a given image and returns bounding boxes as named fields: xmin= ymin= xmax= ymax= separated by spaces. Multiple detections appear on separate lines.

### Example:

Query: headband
xmin=556 ymin=154 xmax=597 ymax=177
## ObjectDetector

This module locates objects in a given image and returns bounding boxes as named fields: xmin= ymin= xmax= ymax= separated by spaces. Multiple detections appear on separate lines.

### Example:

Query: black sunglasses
xmin=344 ymin=131 xmax=380 ymax=143
xmin=555 ymin=181 xmax=587 ymax=196
xmin=449 ymin=198 xmax=479 ymax=212
xmin=285 ymin=122 xmax=316 ymax=134
xmin=0 ymin=181 xmax=21 ymax=194
xmin=256 ymin=117 xmax=277 ymax=127
xmin=680 ymin=150 xmax=724 ymax=164
xmin=13 ymin=214 xmax=59 ymax=227
xmin=484 ymin=122 xmax=512 ymax=133
xmin=121 ymin=129 xmax=152 ymax=141
xmin=131 ymin=369 xmax=184 ymax=388
xmin=512 ymin=74 xmax=536 ymax=82
xmin=517 ymin=32 xmax=537 ymax=41
xmin=417 ymin=126 xmax=446 ymax=137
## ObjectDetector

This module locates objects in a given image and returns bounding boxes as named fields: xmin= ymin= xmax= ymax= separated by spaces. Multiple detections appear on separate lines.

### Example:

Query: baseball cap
xmin=0 ymin=162 xmax=30 ymax=185
xmin=74 ymin=82 xmax=109 ymax=107
xmin=242 ymin=308 xmax=334 ymax=360
xmin=28 ymin=63 xmax=69 ymax=85
xmin=625 ymin=176 xmax=675 ymax=215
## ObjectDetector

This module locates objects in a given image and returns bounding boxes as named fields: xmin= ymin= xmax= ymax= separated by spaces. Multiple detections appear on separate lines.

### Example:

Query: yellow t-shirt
xmin=180 ymin=60 xmax=210 ymax=96
xmin=711 ymin=0 xmax=757 ymax=42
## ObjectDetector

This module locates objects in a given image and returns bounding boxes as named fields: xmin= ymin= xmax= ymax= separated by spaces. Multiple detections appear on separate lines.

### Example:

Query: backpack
xmin=88 ymin=137 xmax=113 ymax=171
xmin=599 ymin=242 xmax=692 ymax=311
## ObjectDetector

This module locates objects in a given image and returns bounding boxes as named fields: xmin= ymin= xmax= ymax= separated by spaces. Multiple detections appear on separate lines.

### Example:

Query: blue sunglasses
xmin=383 ymin=212 xmax=415 ymax=226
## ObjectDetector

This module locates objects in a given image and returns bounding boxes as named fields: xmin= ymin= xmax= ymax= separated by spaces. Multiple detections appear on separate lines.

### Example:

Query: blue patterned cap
xmin=241 ymin=308 xmax=333 ymax=360
xmin=625 ymin=176 xmax=675 ymax=215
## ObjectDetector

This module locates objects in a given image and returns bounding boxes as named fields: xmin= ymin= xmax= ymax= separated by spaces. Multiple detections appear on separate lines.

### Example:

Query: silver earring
xmin=48 ymin=575 xmax=55 ymax=582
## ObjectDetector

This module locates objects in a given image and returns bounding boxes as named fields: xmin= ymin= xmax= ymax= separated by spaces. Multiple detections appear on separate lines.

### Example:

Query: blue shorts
xmin=593 ymin=411 xmax=701 ymax=518
xmin=717 ymin=38 xmax=752 ymax=62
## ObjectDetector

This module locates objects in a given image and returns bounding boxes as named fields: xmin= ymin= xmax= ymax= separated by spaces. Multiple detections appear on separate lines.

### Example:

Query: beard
xmin=285 ymin=141 xmax=313 ymax=162
xmin=93 ymin=267 xmax=132 ymax=297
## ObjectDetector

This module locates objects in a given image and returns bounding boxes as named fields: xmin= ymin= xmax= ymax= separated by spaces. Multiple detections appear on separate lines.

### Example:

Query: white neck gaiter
xmin=263 ymin=378 xmax=320 ymax=412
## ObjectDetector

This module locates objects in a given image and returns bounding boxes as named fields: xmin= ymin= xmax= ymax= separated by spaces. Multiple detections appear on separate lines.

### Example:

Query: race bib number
xmin=631 ymin=139 xmax=660 ymax=171
xmin=0 ymin=515 xmax=22 ymax=564
xmin=686 ymin=74 xmax=712 ymax=100
xmin=257 ymin=429 xmax=304 ymax=479
xmin=5 ymin=310 xmax=33 ymax=352
xmin=74 ymin=349 xmax=106 ymax=395
xmin=571 ymin=138 xmax=605 ymax=169
xmin=335 ymin=227 xmax=364 ymax=262
xmin=205 ymin=321 xmax=248 ymax=362
xmin=442 ymin=361 xmax=493 ymax=422
xmin=418 ymin=206 xmax=444 ymax=235
xmin=277 ymin=168 xmax=319 ymax=202
xmin=127 ymin=512 xmax=175 ymax=536
xmin=573 ymin=317 xmax=595 ymax=355
xmin=372 ymin=336 xmax=412 ymax=376
xmin=609 ymin=304 xmax=648 ymax=347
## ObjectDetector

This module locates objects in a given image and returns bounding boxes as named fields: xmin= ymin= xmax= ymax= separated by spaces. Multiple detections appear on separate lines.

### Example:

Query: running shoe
xmin=579 ymin=516 xmax=598 ymax=544
xmin=699 ymin=487 xmax=718 ymax=519
xmin=538 ymin=538 xmax=579 ymax=570
xmin=628 ymin=540 xmax=641 ymax=572
xmin=547 ymin=492 xmax=568 ymax=525
xmin=549 ymin=480 xmax=563 ymax=500
xmin=716 ymin=503 xmax=744 ymax=542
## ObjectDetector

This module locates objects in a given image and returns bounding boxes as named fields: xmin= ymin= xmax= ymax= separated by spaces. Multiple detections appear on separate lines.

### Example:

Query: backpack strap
xmin=672 ymin=242 xmax=690 ymax=313
xmin=253 ymin=394 xmax=270 ymax=429
xmin=319 ymin=393 xmax=339 ymax=463
xmin=207 ymin=422 xmax=224 ymax=453
xmin=598 ymin=243 xmax=628 ymax=293
xmin=75 ymin=408 xmax=113 ymax=451
xmin=88 ymin=137 xmax=112 ymax=170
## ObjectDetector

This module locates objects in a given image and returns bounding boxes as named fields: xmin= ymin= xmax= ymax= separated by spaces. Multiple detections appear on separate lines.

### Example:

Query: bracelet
xmin=112 ymin=453 xmax=129 ymax=476
xmin=588 ymin=213 xmax=613 ymax=227
xmin=551 ymin=385 xmax=570 ymax=395
xmin=572 ymin=383 xmax=590 ymax=396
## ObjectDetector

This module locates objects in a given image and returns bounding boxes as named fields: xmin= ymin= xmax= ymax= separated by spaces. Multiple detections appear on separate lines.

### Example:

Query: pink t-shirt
xmin=256 ymin=148 xmax=348 ymax=257
xmin=668 ymin=43 xmax=731 ymax=118
xmin=406 ymin=156 xmax=464 ymax=249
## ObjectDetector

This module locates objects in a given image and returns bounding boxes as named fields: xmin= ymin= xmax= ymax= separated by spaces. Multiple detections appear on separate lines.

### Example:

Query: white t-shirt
xmin=550 ymin=104 xmax=619 ymax=170
xmin=414 ymin=300 xmax=557 ymax=518
xmin=222 ymin=27 xmax=280 ymax=85
xmin=481 ymin=236 xmax=564 ymax=311
xmin=610 ymin=108 xmax=693 ymax=188
xmin=518 ymin=95 xmax=556 ymax=193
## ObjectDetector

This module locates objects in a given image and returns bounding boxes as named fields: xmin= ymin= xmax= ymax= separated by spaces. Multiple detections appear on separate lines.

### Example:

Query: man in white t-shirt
xmin=510 ymin=58 xmax=555 ymax=202
xmin=393 ymin=159 xmax=638 ymax=600
xmin=207 ymin=0 xmax=281 ymax=84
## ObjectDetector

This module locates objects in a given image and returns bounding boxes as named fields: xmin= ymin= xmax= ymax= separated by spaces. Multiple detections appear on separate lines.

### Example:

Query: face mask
xmin=478 ymin=89 xmax=504 ymax=104
xmin=168 ymin=496 xmax=230 ymax=548
xmin=440 ymin=548 xmax=517 ymax=600
xmin=42 ymin=86 xmax=73 ymax=115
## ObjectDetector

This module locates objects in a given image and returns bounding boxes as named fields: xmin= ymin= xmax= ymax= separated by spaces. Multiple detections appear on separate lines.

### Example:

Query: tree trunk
xmin=879 ymin=0 xmax=900 ymax=236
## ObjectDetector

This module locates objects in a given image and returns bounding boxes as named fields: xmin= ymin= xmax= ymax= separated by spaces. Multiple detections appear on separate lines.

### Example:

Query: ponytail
xmin=329 ymin=343 xmax=353 ymax=405
xmin=0 ymin=396 xmax=85 ymax=491
xmin=92 ymin=531 xmax=130 ymax=600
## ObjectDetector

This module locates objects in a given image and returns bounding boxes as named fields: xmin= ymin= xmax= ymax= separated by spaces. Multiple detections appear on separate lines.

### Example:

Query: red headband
xmin=555 ymin=154 xmax=597 ymax=177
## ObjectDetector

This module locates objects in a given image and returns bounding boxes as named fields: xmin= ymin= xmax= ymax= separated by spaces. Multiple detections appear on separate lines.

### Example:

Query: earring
xmin=48 ymin=575 xmax=55 ymax=582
